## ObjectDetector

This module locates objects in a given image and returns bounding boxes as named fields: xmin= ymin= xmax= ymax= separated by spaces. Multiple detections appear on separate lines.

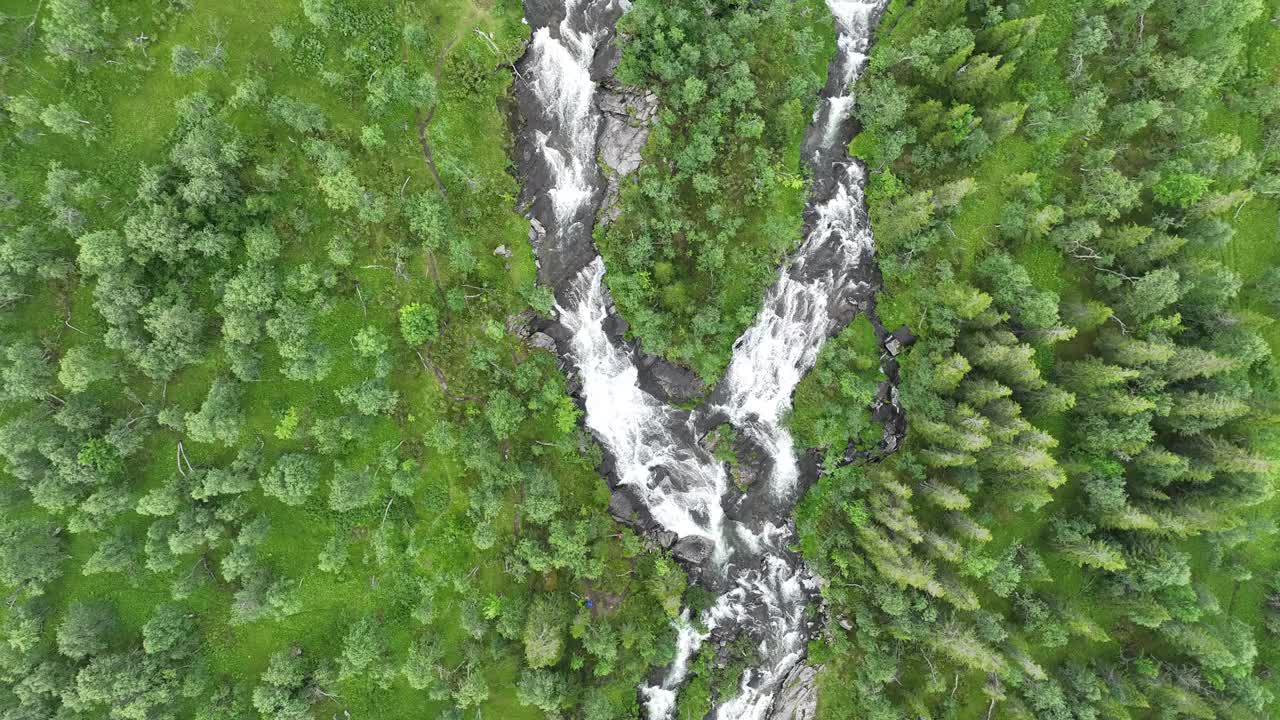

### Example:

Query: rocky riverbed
xmin=509 ymin=1 xmax=894 ymax=717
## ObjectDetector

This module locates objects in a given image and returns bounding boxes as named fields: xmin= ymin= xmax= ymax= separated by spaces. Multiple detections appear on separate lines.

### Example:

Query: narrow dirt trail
xmin=410 ymin=4 xmax=485 ymax=196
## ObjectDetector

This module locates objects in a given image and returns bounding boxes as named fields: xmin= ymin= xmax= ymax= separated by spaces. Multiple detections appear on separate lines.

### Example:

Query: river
xmin=510 ymin=1 xmax=888 ymax=717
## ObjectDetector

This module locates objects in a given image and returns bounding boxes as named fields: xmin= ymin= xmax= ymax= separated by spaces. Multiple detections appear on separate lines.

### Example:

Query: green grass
xmin=1189 ymin=2 xmax=1280 ymax=689
xmin=0 ymin=1 xmax=678 ymax=718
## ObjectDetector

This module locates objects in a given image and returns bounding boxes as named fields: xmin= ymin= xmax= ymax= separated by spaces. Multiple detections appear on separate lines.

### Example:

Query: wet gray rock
xmin=891 ymin=325 xmax=916 ymax=347
xmin=597 ymin=88 xmax=657 ymax=177
xmin=873 ymin=380 xmax=894 ymax=408
xmin=507 ymin=309 xmax=536 ymax=338
xmin=842 ymin=303 xmax=909 ymax=465
xmin=884 ymin=336 xmax=902 ymax=357
xmin=768 ymin=663 xmax=820 ymax=720
xmin=608 ymin=489 xmax=636 ymax=523
xmin=511 ymin=2 xmax=897 ymax=717
xmin=596 ymin=77 xmax=658 ymax=228
xmin=672 ymin=536 xmax=713 ymax=565
xmin=637 ymin=354 xmax=705 ymax=405
xmin=528 ymin=332 xmax=557 ymax=353
xmin=885 ymin=325 xmax=915 ymax=356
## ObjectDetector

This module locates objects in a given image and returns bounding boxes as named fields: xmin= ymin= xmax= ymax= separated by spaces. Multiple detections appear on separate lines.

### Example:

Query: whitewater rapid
xmin=557 ymin=257 xmax=731 ymax=551
xmin=694 ymin=2 xmax=886 ymax=718
xmin=512 ymin=0 xmax=887 ymax=718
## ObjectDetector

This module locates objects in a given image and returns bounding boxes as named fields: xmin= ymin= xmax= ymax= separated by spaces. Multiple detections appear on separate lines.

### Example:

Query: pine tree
xmin=947 ymin=512 xmax=992 ymax=543
xmin=1094 ymin=389 xmax=1157 ymax=416
xmin=1 ymin=340 xmax=56 ymax=402
xmin=1194 ymin=436 xmax=1273 ymax=476
xmin=961 ymin=378 xmax=1012 ymax=407
xmin=1163 ymin=390 xmax=1249 ymax=434
xmin=523 ymin=595 xmax=566 ymax=669
xmin=1163 ymin=346 xmax=1238 ymax=381
xmin=919 ymin=480 xmax=971 ymax=511
xmin=57 ymin=601 xmax=116 ymax=660
xmin=929 ymin=621 xmax=1009 ymax=675
xmin=1057 ymin=536 xmax=1126 ymax=572
xmin=260 ymin=453 xmax=322 ymax=506
xmin=1117 ymin=268 xmax=1181 ymax=322
xmin=1058 ymin=358 xmax=1139 ymax=393
xmin=1097 ymin=329 xmax=1177 ymax=367
xmin=979 ymin=16 xmax=1044 ymax=56
xmin=328 ymin=462 xmax=375 ymax=512
xmin=915 ymin=410 xmax=990 ymax=453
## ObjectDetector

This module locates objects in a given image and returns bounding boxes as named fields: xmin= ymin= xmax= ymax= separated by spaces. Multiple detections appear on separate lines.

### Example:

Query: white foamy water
xmin=522 ymin=6 xmax=752 ymax=708
xmin=713 ymin=603 xmax=805 ymax=716
xmin=526 ymin=4 xmax=606 ymax=228
xmin=526 ymin=0 xmax=732 ymax=557
xmin=697 ymin=1 xmax=884 ymax=716
xmin=716 ymin=1 xmax=879 ymax=505
xmin=704 ymin=528 xmax=815 ymax=720
xmin=823 ymin=94 xmax=856 ymax=145
xmin=557 ymin=258 xmax=730 ymax=547
xmin=640 ymin=609 xmax=712 ymax=719
xmin=519 ymin=0 xmax=885 ymax=718
xmin=640 ymin=524 xmax=817 ymax=720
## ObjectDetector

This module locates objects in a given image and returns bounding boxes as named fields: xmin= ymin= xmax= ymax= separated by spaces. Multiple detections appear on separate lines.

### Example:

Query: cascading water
xmin=694 ymin=3 xmax=886 ymax=717
xmin=511 ymin=0 xmax=888 ymax=718
xmin=556 ymin=257 xmax=730 ymax=549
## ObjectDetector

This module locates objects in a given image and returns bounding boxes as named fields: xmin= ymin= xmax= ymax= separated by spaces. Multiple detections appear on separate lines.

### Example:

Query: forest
xmin=0 ymin=0 xmax=1277 ymax=719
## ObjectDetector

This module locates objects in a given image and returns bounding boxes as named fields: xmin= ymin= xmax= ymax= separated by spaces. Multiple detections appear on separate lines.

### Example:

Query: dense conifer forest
xmin=0 ymin=1 xmax=1276 ymax=719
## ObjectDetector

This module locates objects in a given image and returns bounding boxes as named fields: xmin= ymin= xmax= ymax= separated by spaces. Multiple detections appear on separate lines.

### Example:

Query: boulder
xmin=769 ymin=663 xmax=820 ymax=720
xmin=506 ymin=309 xmax=536 ymax=338
xmin=597 ymin=89 xmax=658 ymax=178
xmin=608 ymin=491 xmax=636 ymax=523
xmin=672 ymin=536 xmax=713 ymax=565
xmin=641 ymin=355 xmax=706 ymax=405
xmin=528 ymin=332 xmax=557 ymax=353
xmin=885 ymin=326 xmax=916 ymax=356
